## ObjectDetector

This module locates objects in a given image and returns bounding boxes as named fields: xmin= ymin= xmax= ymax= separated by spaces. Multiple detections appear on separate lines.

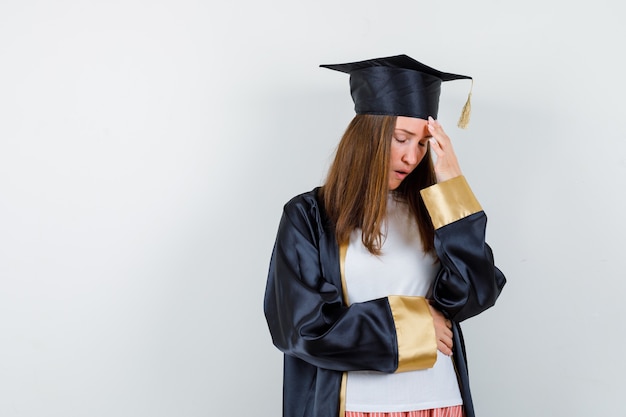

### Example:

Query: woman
xmin=264 ymin=54 xmax=506 ymax=417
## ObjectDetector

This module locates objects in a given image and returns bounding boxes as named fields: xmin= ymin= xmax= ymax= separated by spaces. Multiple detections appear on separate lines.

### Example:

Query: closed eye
xmin=419 ymin=137 xmax=432 ymax=147
xmin=393 ymin=136 xmax=407 ymax=144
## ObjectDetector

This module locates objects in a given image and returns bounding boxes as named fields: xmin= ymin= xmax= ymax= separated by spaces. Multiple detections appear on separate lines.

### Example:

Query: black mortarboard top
xmin=320 ymin=54 xmax=473 ymax=128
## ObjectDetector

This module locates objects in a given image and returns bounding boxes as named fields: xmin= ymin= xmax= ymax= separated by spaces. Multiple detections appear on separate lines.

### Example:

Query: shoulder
xmin=283 ymin=187 xmax=323 ymax=217
xmin=281 ymin=187 xmax=331 ymax=236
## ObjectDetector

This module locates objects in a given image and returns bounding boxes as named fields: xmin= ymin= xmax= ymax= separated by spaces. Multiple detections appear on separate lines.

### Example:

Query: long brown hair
xmin=320 ymin=114 xmax=436 ymax=255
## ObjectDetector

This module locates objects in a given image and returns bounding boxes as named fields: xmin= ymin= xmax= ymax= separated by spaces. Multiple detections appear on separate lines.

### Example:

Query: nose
xmin=402 ymin=143 xmax=421 ymax=166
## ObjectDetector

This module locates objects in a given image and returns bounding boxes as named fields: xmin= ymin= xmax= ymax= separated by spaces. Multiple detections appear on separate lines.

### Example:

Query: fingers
xmin=429 ymin=304 xmax=454 ymax=356
xmin=427 ymin=115 xmax=440 ymax=133
xmin=428 ymin=136 xmax=442 ymax=155
xmin=438 ymin=323 xmax=453 ymax=356
xmin=426 ymin=116 xmax=462 ymax=183
xmin=437 ymin=340 xmax=453 ymax=356
xmin=427 ymin=116 xmax=450 ymax=148
xmin=427 ymin=117 xmax=447 ymax=160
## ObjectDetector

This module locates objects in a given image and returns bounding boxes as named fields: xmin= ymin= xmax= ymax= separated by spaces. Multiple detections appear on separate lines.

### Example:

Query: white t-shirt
xmin=344 ymin=195 xmax=462 ymax=412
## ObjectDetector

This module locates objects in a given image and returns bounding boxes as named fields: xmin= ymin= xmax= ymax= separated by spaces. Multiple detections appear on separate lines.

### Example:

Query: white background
xmin=1 ymin=1 xmax=625 ymax=416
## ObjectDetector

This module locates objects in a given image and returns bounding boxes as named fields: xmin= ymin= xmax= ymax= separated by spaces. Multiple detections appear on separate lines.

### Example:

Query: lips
xmin=394 ymin=170 xmax=408 ymax=180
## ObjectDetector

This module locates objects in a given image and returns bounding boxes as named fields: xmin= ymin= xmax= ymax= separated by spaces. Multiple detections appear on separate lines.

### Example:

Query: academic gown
xmin=264 ymin=176 xmax=506 ymax=417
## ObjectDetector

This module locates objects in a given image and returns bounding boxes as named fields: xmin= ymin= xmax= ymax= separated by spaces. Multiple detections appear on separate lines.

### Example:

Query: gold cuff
xmin=420 ymin=175 xmax=482 ymax=229
xmin=388 ymin=296 xmax=437 ymax=372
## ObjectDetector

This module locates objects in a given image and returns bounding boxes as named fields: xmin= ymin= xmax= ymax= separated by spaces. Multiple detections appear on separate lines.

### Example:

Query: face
xmin=388 ymin=116 xmax=431 ymax=190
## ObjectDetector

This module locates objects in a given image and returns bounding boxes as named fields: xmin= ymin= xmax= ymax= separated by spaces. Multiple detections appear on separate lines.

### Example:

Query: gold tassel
xmin=457 ymin=79 xmax=473 ymax=129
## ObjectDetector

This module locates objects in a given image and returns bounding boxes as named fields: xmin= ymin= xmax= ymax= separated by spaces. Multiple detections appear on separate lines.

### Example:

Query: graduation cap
xmin=320 ymin=54 xmax=473 ymax=128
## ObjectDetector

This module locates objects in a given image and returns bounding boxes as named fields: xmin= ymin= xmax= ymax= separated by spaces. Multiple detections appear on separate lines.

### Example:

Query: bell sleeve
xmin=420 ymin=176 xmax=506 ymax=323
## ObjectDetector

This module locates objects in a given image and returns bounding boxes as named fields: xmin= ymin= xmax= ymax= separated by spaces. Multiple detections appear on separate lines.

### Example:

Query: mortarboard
xmin=320 ymin=54 xmax=473 ymax=128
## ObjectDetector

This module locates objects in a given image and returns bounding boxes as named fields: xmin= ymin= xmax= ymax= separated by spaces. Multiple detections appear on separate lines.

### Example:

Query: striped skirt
xmin=345 ymin=406 xmax=465 ymax=417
